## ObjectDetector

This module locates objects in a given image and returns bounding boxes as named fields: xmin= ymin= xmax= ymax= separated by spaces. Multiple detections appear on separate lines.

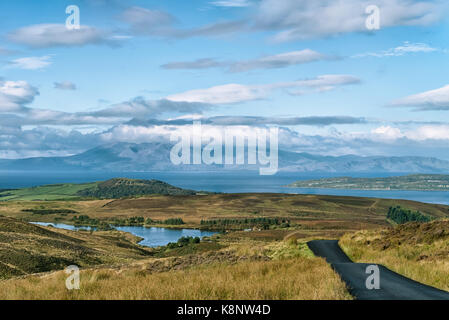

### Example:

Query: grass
xmin=2 ymin=193 xmax=448 ymax=240
xmin=0 ymin=251 xmax=351 ymax=300
xmin=340 ymin=220 xmax=449 ymax=292
xmin=0 ymin=214 xmax=352 ymax=299
xmin=0 ymin=183 xmax=97 ymax=201
xmin=1 ymin=191 xmax=449 ymax=299
xmin=0 ymin=178 xmax=196 ymax=201
xmin=0 ymin=216 xmax=151 ymax=279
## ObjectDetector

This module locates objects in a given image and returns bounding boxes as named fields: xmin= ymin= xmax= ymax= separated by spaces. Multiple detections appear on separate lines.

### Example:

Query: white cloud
xmin=101 ymin=123 xmax=279 ymax=145
xmin=0 ymin=91 xmax=211 ymax=126
xmin=229 ymin=49 xmax=329 ymax=72
xmin=166 ymin=75 xmax=360 ymax=104
xmin=162 ymin=49 xmax=329 ymax=72
xmin=7 ymin=56 xmax=52 ymax=70
xmin=371 ymin=125 xmax=449 ymax=141
xmin=392 ymin=84 xmax=449 ymax=110
xmin=121 ymin=6 xmax=175 ymax=35
xmin=0 ymin=80 xmax=39 ymax=112
xmin=8 ymin=24 xmax=109 ymax=48
xmin=353 ymin=41 xmax=438 ymax=58
xmin=371 ymin=126 xmax=404 ymax=140
xmin=167 ymin=83 xmax=271 ymax=104
xmin=54 ymin=81 xmax=77 ymax=90
xmin=90 ymin=98 xmax=211 ymax=118
xmin=0 ymin=47 xmax=16 ymax=56
xmin=254 ymin=0 xmax=445 ymax=41
xmin=121 ymin=6 xmax=246 ymax=38
xmin=409 ymin=125 xmax=449 ymax=140
xmin=210 ymin=0 xmax=252 ymax=7
xmin=161 ymin=58 xmax=224 ymax=70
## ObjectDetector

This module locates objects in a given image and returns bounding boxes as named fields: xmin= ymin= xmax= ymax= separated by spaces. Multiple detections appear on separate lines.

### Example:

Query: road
xmin=307 ymin=240 xmax=449 ymax=300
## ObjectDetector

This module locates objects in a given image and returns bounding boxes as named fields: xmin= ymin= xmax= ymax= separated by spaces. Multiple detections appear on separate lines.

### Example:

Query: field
xmin=0 ymin=183 xmax=97 ymax=201
xmin=1 ymin=193 xmax=448 ymax=238
xmin=1 ymin=191 xmax=449 ymax=299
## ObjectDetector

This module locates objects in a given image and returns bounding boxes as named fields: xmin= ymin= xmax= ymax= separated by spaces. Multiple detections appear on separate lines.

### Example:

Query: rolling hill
xmin=0 ymin=178 xmax=196 ymax=201
xmin=0 ymin=216 xmax=150 ymax=279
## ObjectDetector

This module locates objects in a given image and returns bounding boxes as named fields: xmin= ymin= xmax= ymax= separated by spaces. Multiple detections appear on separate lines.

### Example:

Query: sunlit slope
xmin=0 ymin=216 xmax=150 ymax=279
xmin=0 ymin=182 xmax=97 ymax=201
xmin=0 ymin=178 xmax=196 ymax=201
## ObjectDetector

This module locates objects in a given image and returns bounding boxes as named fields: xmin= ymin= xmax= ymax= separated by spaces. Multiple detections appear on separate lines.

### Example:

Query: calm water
xmin=31 ymin=222 xmax=217 ymax=247
xmin=4 ymin=171 xmax=448 ymax=205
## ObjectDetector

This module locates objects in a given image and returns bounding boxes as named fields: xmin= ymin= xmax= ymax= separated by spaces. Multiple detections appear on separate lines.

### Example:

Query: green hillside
xmin=0 ymin=183 xmax=97 ymax=201
xmin=0 ymin=216 xmax=150 ymax=279
xmin=77 ymin=178 xmax=196 ymax=198
xmin=0 ymin=178 xmax=196 ymax=201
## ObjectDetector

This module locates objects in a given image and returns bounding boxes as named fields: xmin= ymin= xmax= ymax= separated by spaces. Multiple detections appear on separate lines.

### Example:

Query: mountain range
xmin=1 ymin=142 xmax=449 ymax=174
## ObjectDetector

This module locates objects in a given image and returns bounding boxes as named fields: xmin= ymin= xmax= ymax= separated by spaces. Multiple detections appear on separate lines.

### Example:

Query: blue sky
xmin=1 ymin=0 xmax=449 ymax=159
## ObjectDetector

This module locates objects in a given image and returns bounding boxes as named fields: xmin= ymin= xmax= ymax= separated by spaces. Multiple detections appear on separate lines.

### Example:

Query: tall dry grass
xmin=340 ymin=229 xmax=449 ymax=292
xmin=0 ymin=257 xmax=351 ymax=300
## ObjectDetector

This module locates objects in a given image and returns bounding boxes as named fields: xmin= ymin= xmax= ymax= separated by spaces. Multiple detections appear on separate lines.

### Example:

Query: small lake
xmin=31 ymin=222 xmax=217 ymax=247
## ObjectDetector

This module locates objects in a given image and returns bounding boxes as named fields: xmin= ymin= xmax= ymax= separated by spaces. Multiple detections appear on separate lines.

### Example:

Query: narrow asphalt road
xmin=307 ymin=240 xmax=449 ymax=300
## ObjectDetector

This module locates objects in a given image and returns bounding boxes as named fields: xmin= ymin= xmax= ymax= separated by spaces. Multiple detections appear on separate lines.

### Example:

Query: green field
xmin=0 ymin=183 xmax=98 ymax=201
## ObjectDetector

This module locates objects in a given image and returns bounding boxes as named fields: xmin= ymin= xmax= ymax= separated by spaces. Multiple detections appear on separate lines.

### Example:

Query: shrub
xmin=387 ymin=206 xmax=433 ymax=224
xmin=163 ymin=218 xmax=185 ymax=225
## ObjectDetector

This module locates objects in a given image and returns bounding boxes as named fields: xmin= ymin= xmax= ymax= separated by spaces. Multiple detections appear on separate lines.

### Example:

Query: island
xmin=287 ymin=174 xmax=449 ymax=191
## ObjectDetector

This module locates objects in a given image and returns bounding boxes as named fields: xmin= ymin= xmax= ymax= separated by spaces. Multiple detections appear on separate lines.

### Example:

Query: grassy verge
xmin=340 ymin=220 xmax=449 ymax=291
xmin=0 ymin=253 xmax=351 ymax=300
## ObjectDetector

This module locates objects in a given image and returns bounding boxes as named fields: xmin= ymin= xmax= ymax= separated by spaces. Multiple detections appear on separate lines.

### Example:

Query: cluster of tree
xmin=110 ymin=216 xmax=146 ymax=226
xmin=167 ymin=236 xmax=200 ymax=249
xmin=76 ymin=178 xmax=196 ymax=199
xmin=387 ymin=206 xmax=432 ymax=224
xmin=22 ymin=208 xmax=78 ymax=215
xmin=200 ymin=217 xmax=290 ymax=229
xmin=72 ymin=215 xmax=113 ymax=231
xmin=86 ymin=216 xmax=184 ymax=227
xmin=163 ymin=218 xmax=185 ymax=225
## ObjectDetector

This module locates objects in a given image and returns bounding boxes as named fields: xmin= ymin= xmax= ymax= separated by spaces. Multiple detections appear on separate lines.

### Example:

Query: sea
xmin=1 ymin=171 xmax=448 ymax=205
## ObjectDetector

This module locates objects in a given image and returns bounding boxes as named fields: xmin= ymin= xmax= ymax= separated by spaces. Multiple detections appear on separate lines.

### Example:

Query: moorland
xmin=1 ymin=178 xmax=449 ymax=299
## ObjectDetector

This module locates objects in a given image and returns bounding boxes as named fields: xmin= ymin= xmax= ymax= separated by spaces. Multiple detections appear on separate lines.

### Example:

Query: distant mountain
xmin=1 ymin=142 xmax=449 ymax=174
xmin=277 ymin=151 xmax=449 ymax=173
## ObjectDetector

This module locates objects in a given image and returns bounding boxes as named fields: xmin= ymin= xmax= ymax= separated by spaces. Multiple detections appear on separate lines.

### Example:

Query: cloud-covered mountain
xmin=1 ymin=142 xmax=448 ymax=174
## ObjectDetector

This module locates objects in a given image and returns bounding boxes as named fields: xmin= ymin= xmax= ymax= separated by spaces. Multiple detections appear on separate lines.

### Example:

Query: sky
xmin=1 ymin=0 xmax=449 ymax=160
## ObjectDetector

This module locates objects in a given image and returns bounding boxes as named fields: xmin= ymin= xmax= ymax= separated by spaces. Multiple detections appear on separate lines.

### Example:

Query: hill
xmin=1 ymin=142 xmax=449 ymax=173
xmin=288 ymin=174 xmax=449 ymax=191
xmin=77 ymin=178 xmax=196 ymax=198
xmin=0 ymin=216 xmax=150 ymax=279
xmin=0 ymin=178 xmax=196 ymax=201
